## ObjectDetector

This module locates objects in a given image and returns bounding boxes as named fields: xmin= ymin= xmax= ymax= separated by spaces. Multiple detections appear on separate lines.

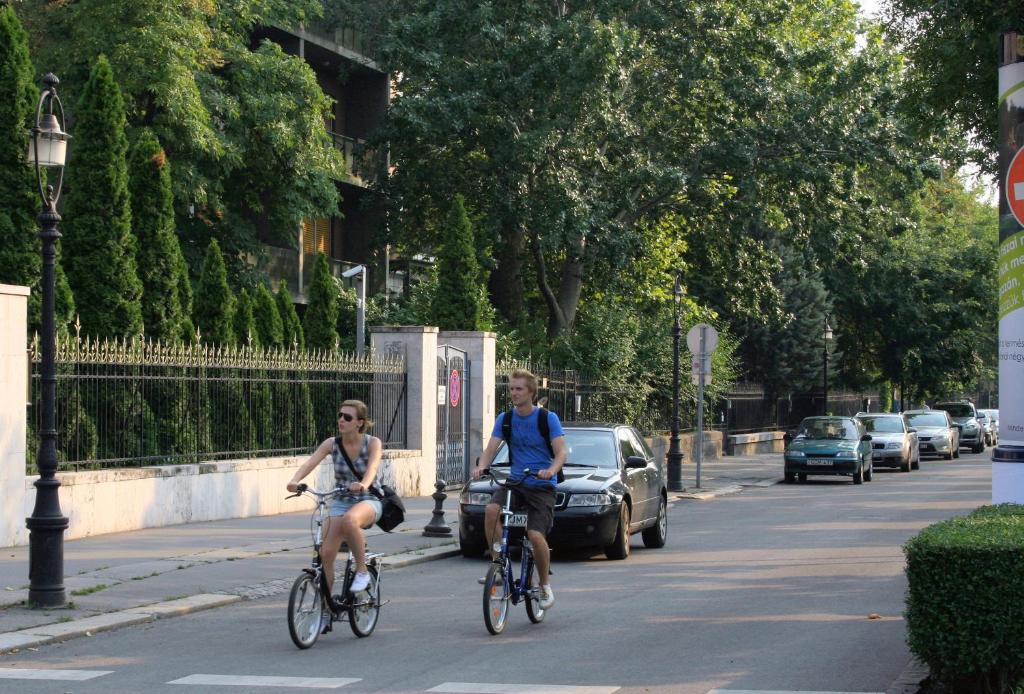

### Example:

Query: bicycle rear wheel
xmin=483 ymin=561 xmax=511 ymax=635
xmin=287 ymin=573 xmax=324 ymax=649
xmin=524 ymin=560 xmax=545 ymax=624
xmin=348 ymin=565 xmax=381 ymax=638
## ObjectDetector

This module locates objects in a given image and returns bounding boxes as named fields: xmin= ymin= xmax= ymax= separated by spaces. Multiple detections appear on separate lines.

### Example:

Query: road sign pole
xmin=696 ymin=326 xmax=705 ymax=489
xmin=994 ymin=31 xmax=1024 ymax=502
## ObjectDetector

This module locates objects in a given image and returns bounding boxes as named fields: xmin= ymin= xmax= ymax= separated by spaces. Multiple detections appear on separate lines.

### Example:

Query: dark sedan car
xmin=783 ymin=416 xmax=873 ymax=484
xmin=458 ymin=423 xmax=668 ymax=560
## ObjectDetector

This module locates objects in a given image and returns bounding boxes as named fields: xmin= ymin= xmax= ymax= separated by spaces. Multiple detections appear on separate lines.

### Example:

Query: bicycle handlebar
xmin=285 ymin=484 xmax=342 ymax=501
xmin=480 ymin=468 xmax=542 ymax=488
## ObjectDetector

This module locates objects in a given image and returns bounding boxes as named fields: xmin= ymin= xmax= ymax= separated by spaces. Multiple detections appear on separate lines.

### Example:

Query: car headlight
xmin=965 ymin=424 xmax=978 ymax=432
xmin=460 ymin=491 xmax=492 ymax=505
xmin=932 ymin=434 xmax=948 ymax=443
xmin=786 ymin=450 xmax=805 ymax=458
xmin=834 ymin=451 xmax=857 ymax=459
xmin=567 ymin=493 xmax=613 ymax=507
xmin=886 ymin=442 xmax=902 ymax=449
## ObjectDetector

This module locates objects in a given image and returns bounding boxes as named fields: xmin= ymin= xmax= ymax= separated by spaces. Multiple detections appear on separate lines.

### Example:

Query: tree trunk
xmin=550 ymin=233 xmax=586 ymax=337
xmin=489 ymin=219 xmax=525 ymax=322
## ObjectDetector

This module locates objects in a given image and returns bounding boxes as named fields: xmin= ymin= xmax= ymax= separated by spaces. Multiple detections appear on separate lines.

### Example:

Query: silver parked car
xmin=933 ymin=401 xmax=985 ymax=454
xmin=978 ymin=409 xmax=999 ymax=446
xmin=856 ymin=413 xmax=919 ymax=472
xmin=903 ymin=409 xmax=959 ymax=460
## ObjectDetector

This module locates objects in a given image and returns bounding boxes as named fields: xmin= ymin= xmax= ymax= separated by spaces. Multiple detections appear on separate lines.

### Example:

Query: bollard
xmin=422 ymin=480 xmax=452 ymax=537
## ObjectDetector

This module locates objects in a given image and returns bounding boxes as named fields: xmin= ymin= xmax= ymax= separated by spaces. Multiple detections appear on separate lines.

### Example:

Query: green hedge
xmin=904 ymin=504 xmax=1024 ymax=693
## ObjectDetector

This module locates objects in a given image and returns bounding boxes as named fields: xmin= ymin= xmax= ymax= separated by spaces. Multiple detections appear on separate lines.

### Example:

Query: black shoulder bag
xmin=337 ymin=437 xmax=406 ymax=532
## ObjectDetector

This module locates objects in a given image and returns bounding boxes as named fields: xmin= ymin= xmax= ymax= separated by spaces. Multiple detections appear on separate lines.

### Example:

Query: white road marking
xmin=428 ymin=684 xmax=619 ymax=694
xmin=707 ymin=690 xmax=885 ymax=694
xmin=0 ymin=668 xmax=113 ymax=681
xmin=168 ymin=674 xmax=360 ymax=688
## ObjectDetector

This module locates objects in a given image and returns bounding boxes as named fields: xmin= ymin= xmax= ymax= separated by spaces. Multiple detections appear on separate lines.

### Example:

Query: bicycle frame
xmin=494 ymin=477 xmax=540 ymax=606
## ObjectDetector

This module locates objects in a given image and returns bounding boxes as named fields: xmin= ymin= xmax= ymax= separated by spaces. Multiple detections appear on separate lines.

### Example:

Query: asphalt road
xmin=0 ymin=451 xmax=994 ymax=694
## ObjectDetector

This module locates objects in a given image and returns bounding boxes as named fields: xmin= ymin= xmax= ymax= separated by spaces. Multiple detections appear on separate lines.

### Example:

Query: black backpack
xmin=501 ymin=407 xmax=564 ymax=483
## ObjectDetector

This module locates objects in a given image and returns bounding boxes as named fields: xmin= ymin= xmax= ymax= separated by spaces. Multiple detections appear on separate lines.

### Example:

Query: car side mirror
xmin=625 ymin=455 xmax=647 ymax=469
xmin=953 ymin=423 xmax=963 ymax=430
xmin=907 ymin=428 xmax=917 ymax=434
xmin=861 ymin=434 xmax=872 ymax=442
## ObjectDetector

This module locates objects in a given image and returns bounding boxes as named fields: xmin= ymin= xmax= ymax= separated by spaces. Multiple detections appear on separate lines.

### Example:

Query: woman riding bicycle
xmin=287 ymin=399 xmax=383 ymax=598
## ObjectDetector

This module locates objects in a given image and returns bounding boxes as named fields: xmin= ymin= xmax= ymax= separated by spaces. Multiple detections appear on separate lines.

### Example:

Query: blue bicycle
xmin=480 ymin=469 xmax=547 ymax=635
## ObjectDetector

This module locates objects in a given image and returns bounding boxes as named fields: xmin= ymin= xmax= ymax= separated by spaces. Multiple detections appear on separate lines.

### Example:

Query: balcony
xmin=331 ymin=131 xmax=383 ymax=186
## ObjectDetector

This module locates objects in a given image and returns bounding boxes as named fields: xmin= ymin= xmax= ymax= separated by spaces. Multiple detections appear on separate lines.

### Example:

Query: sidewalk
xmin=0 ymin=493 xmax=461 ymax=653
xmin=0 ymin=452 xmax=784 ymax=654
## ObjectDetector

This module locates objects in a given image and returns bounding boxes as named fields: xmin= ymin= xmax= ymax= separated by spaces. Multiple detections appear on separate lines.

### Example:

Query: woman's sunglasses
xmin=337 ymin=412 xmax=356 ymax=422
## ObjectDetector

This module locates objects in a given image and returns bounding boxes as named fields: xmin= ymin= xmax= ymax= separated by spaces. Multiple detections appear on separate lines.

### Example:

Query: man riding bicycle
xmin=473 ymin=369 xmax=567 ymax=609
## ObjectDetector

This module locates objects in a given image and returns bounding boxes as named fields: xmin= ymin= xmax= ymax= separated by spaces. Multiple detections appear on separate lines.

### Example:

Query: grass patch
xmin=71 ymin=584 xmax=109 ymax=596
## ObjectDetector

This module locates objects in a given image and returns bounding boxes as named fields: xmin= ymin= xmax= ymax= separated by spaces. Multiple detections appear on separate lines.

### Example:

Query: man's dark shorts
xmin=489 ymin=484 xmax=556 ymax=536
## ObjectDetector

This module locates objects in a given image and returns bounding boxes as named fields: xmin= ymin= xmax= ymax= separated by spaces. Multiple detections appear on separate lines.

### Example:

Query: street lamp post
xmin=822 ymin=314 xmax=833 ymax=416
xmin=667 ymin=273 xmax=685 ymax=492
xmin=25 ymin=73 xmax=71 ymax=608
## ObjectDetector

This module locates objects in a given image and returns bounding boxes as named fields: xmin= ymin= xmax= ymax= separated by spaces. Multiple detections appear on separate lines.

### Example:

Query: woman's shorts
xmin=329 ymin=496 xmax=383 ymax=524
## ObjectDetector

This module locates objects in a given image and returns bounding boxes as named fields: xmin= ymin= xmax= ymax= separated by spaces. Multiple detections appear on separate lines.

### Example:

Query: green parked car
xmin=784 ymin=416 xmax=874 ymax=484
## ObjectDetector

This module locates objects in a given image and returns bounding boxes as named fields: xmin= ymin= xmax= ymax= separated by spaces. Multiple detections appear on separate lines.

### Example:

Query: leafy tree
xmin=231 ymin=288 xmax=257 ymax=347
xmin=129 ymin=128 xmax=190 ymax=343
xmin=253 ymin=283 xmax=284 ymax=348
xmin=61 ymin=55 xmax=143 ymax=339
xmin=20 ymin=0 xmax=344 ymax=280
xmin=193 ymin=238 xmax=234 ymax=345
xmin=430 ymin=194 xmax=488 ymax=330
xmin=303 ymin=252 xmax=339 ymax=351
xmin=276 ymin=280 xmax=304 ymax=350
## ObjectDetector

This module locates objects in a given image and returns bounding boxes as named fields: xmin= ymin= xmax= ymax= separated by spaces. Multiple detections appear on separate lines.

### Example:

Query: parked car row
xmin=458 ymin=423 xmax=668 ymax=562
xmin=783 ymin=401 xmax=996 ymax=485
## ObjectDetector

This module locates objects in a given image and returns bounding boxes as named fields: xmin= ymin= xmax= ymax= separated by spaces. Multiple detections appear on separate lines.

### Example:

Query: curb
xmin=0 ymin=541 xmax=459 ymax=655
xmin=886 ymin=658 xmax=930 ymax=694
xmin=674 ymin=484 xmax=745 ymax=500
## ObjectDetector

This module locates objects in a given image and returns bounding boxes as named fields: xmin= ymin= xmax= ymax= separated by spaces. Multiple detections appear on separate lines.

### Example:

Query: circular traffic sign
xmin=686 ymin=323 xmax=719 ymax=354
xmin=449 ymin=369 xmax=461 ymax=407
xmin=1008 ymin=146 xmax=1024 ymax=228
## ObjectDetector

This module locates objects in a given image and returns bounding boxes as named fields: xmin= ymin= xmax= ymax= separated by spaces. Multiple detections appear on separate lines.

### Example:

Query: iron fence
xmin=27 ymin=334 xmax=407 ymax=472
xmin=718 ymin=385 xmax=881 ymax=435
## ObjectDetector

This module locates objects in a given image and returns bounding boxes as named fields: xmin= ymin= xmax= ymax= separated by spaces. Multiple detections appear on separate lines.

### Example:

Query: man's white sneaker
xmin=350 ymin=570 xmax=371 ymax=593
xmin=538 ymin=584 xmax=554 ymax=609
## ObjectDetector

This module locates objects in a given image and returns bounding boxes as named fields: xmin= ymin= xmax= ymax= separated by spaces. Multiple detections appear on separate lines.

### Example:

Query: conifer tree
xmin=61 ymin=55 xmax=143 ymax=339
xmin=194 ymin=238 xmax=234 ymax=345
xmin=176 ymin=250 xmax=195 ymax=342
xmin=303 ymin=252 xmax=339 ymax=351
xmin=253 ymin=283 xmax=284 ymax=348
xmin=0 ymin=7 xmax=75 ymax=335
xmin=431 ymin=194 xmax=486 ymax=330
xmin=232 ymin=287 xmax=257 ymax=347
xmin=128 ymin=128 xmax=189 ymax=343
xmin=276 ymin=280 xmax=304 ymax=350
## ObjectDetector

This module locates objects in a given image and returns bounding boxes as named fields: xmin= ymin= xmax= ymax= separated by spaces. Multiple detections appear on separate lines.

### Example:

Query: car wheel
xmin=911 ymin=451 xmax=920 ymax=470
xmin=797 ymin=473 xmax=807 ymax=483
xmin=900 ymin=455 xmax=911 ymax=473
xmin=943 ymin=450 xmax=954 ymax=461
xmin=641 ymin=496 xmax=668 ymax=549
xmin=864 ymin=459 xmax=873 ymax=482
xmin=784 ymin=471 xmax=796 ymax=484
xmin=604 ymin=503 xmax=631 ymax=560
xmin=973 ymin=443 xmax=984 ymax=454
xmin=460 ymin=541 xmax=486 ymax=559
xmin=853 ymin=463 xmax=863 ymax=484
xmin=953 ymin=446 xmax=960 ymax=459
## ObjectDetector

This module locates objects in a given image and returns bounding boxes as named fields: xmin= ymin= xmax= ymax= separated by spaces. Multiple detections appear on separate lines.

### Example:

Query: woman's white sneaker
xmin=538 ymin=585 xmax=554 ymax=609
xmin=350 ymin=570 xmax=371 ymax=592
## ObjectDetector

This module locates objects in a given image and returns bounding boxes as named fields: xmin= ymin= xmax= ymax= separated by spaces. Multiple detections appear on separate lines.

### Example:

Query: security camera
xmin=341 ymin=265 xmax=364 ymax=279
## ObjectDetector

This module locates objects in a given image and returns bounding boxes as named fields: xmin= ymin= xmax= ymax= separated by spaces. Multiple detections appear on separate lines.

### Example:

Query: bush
xmin=904 ymin=506 xmax=1024 ymax=693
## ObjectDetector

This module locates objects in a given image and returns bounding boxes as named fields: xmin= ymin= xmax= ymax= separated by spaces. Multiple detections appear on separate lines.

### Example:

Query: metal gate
xmin=437 ymin=345 xmax=470 ymax=488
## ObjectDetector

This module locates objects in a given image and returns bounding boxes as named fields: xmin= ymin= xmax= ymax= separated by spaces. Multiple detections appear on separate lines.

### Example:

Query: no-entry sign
xmin=1008 ymin=146 xmax=1024 ymax=227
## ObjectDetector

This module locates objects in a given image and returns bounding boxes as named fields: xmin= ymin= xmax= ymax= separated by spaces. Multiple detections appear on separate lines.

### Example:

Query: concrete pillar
xmin=438 ymin=331 xmax=496 ymax=467
xmin=370 ymin=326 xmax=438 ymax=491
xmin=0 ymin=284 xmax=30 ymax=547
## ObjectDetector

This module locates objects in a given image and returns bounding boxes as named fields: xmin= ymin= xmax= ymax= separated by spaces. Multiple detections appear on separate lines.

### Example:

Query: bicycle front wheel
xmin=524 ymin=560 xmax=545 ymax=624
xmin=287 ymin=573 xmax=324 ymax=649
xmin=348 ymin=565 xmax=381 ymax=638
xmin=483 ymin=561 xmax=511 ymax=635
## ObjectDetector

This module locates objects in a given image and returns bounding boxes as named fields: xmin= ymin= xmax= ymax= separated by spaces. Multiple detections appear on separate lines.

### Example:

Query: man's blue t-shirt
xmin=492 ymin=407 xmax=565 ymax=489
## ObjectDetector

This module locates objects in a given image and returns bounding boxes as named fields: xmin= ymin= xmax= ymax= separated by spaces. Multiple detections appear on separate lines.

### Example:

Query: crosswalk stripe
xmin=428 ymin=684 xmax=619 ymax=694
xmin=707 ymin=690 xmax=885 ymax=694
xmin=168 ymin=674 xmax=360 ymax=688
xmin=0 ymin=668 xmax=113 ymax=681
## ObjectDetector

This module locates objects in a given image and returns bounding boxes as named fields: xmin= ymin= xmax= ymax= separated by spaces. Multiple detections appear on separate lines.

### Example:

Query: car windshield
xmin=938 ymin=404 xmax=974 ymax=418
xmin=859 ymin=416 xmax=904 ymax=433
xmin=906 ymin=412 xmax=948 ymax=427
xmin=795 ymin=418 xmax=859 ymax=440
xmin=491 ymin=429 xmax=618 ymax=468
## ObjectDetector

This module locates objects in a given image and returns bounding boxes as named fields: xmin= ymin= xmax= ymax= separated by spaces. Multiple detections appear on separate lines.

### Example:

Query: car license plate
xmin=507 ymin=513 xmax=528 ymax=528
xmin=809 ymin=458 xmax=833 ymax=466
xmin=872 ymin=454 xmax=883 ymax=461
